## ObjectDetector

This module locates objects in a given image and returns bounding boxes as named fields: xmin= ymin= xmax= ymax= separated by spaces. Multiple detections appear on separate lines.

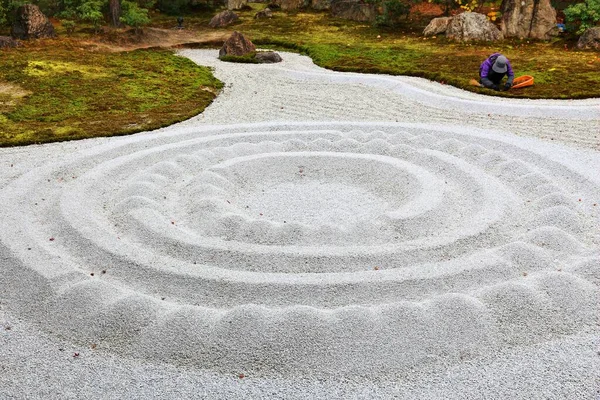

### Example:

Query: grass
xmin=0 ymin=38 xmax=222 ymax=146
xmin=194 ymin=5 xmax=600 ymax=99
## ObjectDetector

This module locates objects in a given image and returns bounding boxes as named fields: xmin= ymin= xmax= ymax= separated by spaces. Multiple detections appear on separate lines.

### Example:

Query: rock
xmin=0 ymin=36 xmax=20 ymax=48
xmin=272 ymin=0 xmax=307 ymax=11
xmin=423 ymin=16 xmax=452 ymax=36
xmin=208 ymin=10 xmax=239 ymax=28
xmin=545 ymin=25 xmax=561 ymax=37
xmin=500 ymin=0 xmax=556 ymax=40
xmin=255 ymin=8 xmax=273 ymax=18
xmin=227 ymin=0 xmax=248 ymax=10
xmin=446 ymin=12 xmax=503 ymax=41
xmin=11 ymin=4 xmax=56 ymax=40
xmin=577 ymin=27 xmax=600 ymax=50
xmin=330 ymin=0 xmax=377 ymax=22
xmin=255 ymin=51 xmax=282 ymax=63
xmin=311 ymin=0 xmax=332 ymax=11
xmin=219 ymin=31 xmax=256 ymax=58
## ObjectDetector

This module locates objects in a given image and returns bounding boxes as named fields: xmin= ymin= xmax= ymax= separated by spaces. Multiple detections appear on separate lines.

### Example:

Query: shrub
xmin=0 ymin=0 xmax=27 ymax=26
xmin=564 ymin=0 xmax=600 ymax=34
xmin=77 ymin=0 xmax=104 ymax=31
xmin=120 ymin=0 xmax=151 ymax=31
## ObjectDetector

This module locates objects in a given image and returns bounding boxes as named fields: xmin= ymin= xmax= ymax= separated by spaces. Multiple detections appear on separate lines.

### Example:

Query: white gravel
xmin=0 ymin=50 xmax=599 ymax=399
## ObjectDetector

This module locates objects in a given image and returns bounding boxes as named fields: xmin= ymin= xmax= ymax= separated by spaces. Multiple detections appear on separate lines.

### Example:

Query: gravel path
xmin=0 ymin=50 xmax=598 ymax=399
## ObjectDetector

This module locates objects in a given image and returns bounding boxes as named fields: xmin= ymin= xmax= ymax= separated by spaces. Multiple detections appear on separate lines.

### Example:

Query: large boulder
xmin=311 ymin=0 xmax=332 ymax=11
xmin=446 ymin=12 xmax=503 ymax=41
xmin=423 ymin=16 xmax=452 ymax=36
xmin=271 ymin=0 xmax=307 ymax=10
xmin=330 ymin=0 xmax=377 ymax=22
xmin=227 ymin=0 xmax=248 ymax=10
xmin=219 ymin=31 xmax=256 ymax=58
xmin=500 ymin=0 xmax=556 ymax=39
xmin=11 ymin=4 xmax=56 ymax=40
xmin=577 ymin=27 xmax=600 ymax=50
xmin=0 ymin=36 xmax=20 ymax=48
xmin=208 ymin=10 xmax=239 ymax=28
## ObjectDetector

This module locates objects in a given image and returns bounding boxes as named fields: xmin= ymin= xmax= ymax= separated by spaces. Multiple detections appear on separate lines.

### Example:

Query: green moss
xmin=0 ymin=44 xmax=222 ymax=146
xmin=219 ymin=52 xmax=261 ymax=63
xmin=215 ymin=7 xmax=600 ymax=99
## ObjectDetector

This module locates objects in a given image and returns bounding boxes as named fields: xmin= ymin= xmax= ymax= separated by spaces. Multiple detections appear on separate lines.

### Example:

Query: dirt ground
xmin=85 ymin=27 xmax=231 ymax=52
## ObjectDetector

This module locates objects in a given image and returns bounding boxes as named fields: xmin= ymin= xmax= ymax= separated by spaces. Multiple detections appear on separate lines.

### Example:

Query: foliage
xmin=427 ymin=0 xmax=460 ymax=16
xmin=77 ymin=0 xmax=104 ymax=30
xmin=120 ymin=0 xmax=151 ymax=30
xmin=427 ymin=0 xmax=483 ymax=16
xmin=375 ymin=0 xmax=411 ymax=26
xmin=0 ymin=0 xmax=26 ymax=26
xmin=454 ymin=0 xmax=480 ymax=12
xmin=564 ymin=0 xmax=600 ymax=34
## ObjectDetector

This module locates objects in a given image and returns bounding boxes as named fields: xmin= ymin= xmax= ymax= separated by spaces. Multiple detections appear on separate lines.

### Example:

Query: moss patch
xmin=0 ymin=40 xmax=222 ymax=147
xmin=195 ymin=6 xmax=600 ymax=99
xmin=219 ymin=52 xmax=261 ymax=63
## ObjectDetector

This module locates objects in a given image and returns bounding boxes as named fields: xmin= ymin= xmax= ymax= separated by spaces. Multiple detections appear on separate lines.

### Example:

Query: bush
xmin=120 ymin=0 xmax=150 ymax=31
xmin=77 ymin=0 xmax=104 ymax=31
xmin=375 ymin=0 xmax=410 ymax=26
xmin=0 ymin=0 xmax=27 ymax=26
xmin=564 ymin=0 xmax=600 ymax=34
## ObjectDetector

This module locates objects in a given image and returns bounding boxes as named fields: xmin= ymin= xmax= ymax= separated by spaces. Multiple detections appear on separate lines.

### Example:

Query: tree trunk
xmin=109 ymin=0 xmax=121 ymax=27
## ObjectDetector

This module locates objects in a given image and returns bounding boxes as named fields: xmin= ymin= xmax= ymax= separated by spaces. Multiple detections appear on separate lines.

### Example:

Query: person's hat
xmin=492 ymin=55 xmax=508 ymax=73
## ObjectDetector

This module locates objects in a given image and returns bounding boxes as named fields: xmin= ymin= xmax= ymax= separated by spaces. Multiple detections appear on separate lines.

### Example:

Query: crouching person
xmin=479 ymin=53 xmax=514 ymax=91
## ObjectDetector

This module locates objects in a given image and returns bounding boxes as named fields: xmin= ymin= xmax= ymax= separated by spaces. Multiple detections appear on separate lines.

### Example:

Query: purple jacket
xmin=479 ymin=53 xmax=514 ymax=88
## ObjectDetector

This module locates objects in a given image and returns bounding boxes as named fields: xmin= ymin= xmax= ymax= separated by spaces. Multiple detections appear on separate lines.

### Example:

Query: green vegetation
xmin=120 ymin=0 xmax=151 ymax=31
xmin=219 ymin=52 xmax=261 ymax=63
xmin=565 ymin=0 xmax=600 ymax=34
xmin=0 ymin=41 xmax=222 ymax=146
xmin=221 ymin=5 xmax=600 ymax=99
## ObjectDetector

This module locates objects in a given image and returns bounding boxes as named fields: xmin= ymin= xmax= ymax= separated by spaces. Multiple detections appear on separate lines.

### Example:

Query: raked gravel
xmin=0 ymin=50 xmax=599 ymax=399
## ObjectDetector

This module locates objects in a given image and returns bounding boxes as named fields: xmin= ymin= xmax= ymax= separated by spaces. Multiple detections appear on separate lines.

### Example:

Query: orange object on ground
xmin=511 ymin=75 xmax=534 ymax=89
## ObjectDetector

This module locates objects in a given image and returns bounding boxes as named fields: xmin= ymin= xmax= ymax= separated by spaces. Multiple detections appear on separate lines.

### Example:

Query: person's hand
xmin=504 ymin=82 xmax=512 ymax=91
xmin=492 ymin=84 xmax=500 ymax=91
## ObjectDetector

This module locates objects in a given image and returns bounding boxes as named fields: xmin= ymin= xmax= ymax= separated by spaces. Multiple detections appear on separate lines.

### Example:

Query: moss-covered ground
xmin=0 ymin=38 xmax=222 ymax=146
xmin=166 ymin=4 xmax=600 ymax=100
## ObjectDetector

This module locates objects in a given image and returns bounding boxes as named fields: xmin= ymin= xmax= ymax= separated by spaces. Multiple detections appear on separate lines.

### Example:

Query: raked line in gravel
xmin=0 ymin=51 xmax=598 ymax=399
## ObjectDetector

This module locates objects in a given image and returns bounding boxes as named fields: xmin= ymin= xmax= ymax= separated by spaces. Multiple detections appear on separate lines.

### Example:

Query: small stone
xmin=255 ymin=51 xmax=282 ymax=63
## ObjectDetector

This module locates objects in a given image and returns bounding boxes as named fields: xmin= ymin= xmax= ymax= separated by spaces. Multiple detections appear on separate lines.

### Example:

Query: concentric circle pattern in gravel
xmin=0 ymin=51 xmax=599 ymax=399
